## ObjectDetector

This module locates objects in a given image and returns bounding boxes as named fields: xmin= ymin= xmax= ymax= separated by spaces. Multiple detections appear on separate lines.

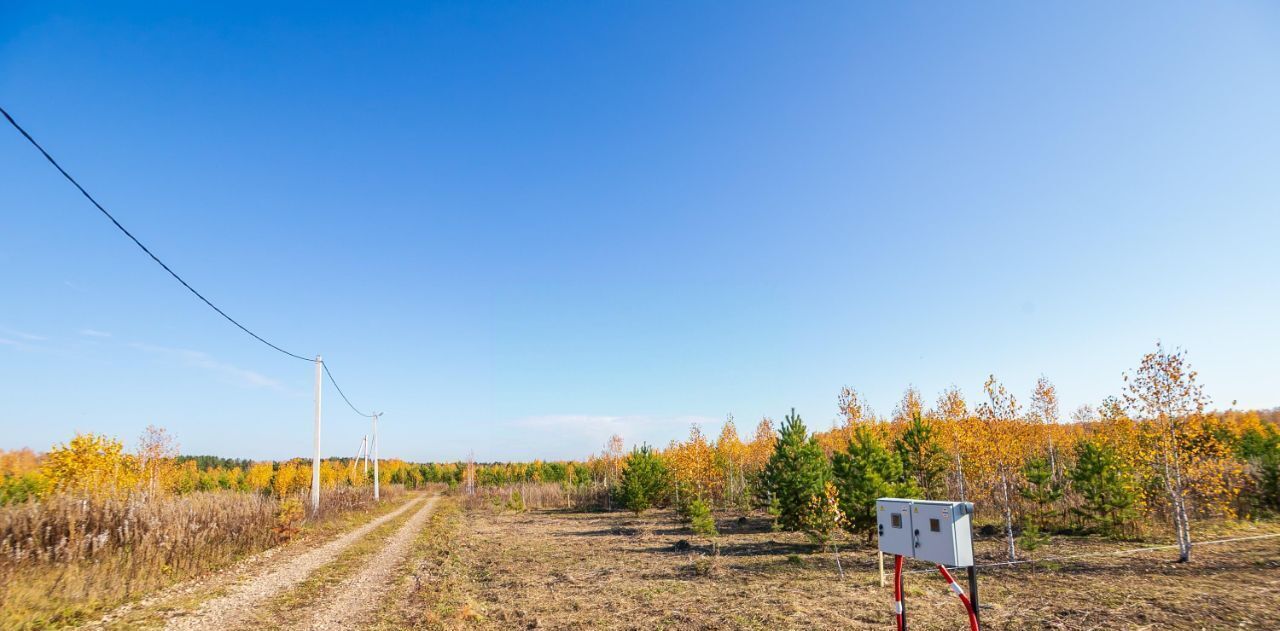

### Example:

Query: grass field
xmin=0 ymin=487 xmax=408 ymax=630
xmin=391 ymin=499 xmax=1280 ymax=630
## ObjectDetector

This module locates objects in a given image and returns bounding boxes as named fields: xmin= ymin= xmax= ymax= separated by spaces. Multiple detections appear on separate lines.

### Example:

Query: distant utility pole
xmin=311 ymin=355 xmax=323 ymax=514
xmin=372 ymin=412 xmax=381 ymax=501
xmin=465 ymin=451 xmax=476 ymax=496
xmin=360 ymin=435 xmax=369 ymax=475
xmin=351 ymin=436 xmax=367 ymax=476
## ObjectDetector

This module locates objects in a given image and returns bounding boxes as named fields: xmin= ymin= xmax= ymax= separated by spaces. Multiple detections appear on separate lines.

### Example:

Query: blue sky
xmin=1 ymin=2 xmax=1278 ymax=462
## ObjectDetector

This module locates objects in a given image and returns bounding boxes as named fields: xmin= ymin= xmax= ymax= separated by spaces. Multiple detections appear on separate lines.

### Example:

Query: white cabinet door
xmin=876 ymin=499 xmax=915 ymax=558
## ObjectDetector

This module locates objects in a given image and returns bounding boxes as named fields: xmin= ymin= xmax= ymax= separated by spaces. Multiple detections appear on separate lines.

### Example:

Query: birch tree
xmin=1123 ymin=343 xmax=1206 ymax=562
xmin=975 ymin=375 xmax=1029 ymax=561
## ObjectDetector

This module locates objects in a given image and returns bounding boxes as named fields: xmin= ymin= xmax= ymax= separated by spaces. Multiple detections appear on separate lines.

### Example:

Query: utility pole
xmin=372 ymin=412 xmax=381 ymax=501
xmin=361 ymin=435 xmax=369 ymax=475
xmin=351 ymin=436 xmax=367 ymax=476
xmin=311 ymin=355 xmax=323 ymax=514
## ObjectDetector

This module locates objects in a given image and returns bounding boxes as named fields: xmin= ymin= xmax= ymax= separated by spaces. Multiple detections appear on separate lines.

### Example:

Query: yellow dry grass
xmin=0 ymin=486 xmax=400 ymax=630
xmin=390 ymin=500 xmax=1280 ymax=630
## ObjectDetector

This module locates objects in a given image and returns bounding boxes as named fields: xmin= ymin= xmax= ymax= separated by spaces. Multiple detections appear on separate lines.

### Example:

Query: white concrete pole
xmin=311 ymin=355 xmax=323 ymax=514
xmin=351 ymin=436 xmax=367 ymax=476
xmin=361 ymin=435 xmax=369 ymax=475
xmin=372 ymin=412 xmax=381 ymax=501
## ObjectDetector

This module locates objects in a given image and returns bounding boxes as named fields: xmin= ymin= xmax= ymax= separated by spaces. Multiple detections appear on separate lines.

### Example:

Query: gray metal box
xmin=910 ymin=500 xmax=974 ymax=566
xmin=875 ymin=498 xmax=974 ymax=566
xmin=875 ymin=498 xmax=915 ymax=558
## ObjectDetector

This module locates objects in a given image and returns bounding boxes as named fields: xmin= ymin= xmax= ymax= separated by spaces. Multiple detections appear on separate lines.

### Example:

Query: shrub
xmin=801 ymin=482 xmax=847 ymax=578
xmin=507 ymin=490 xmax=526 ymax=512
xmin=275 ymin=497 xmax=305 ymax=540
xmin=40 ymin=433 xmax=138 ymax=499
xmin=1018 ymin=520 xmax=1050 ymax=552
xmin=801 ymin=481 xmax=844 ymax=549
xmin=0 ymin=471 xmax=49 ymax=505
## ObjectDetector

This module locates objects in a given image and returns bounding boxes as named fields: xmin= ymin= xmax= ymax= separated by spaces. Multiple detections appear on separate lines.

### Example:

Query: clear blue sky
xmin=2 ymin=2 xmax=1277 ymax=462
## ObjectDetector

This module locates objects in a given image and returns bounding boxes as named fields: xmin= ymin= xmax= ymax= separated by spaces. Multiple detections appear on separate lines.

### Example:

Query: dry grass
xmin=89 ymin=490 xmax=416 ymax=631
xmin=379 ymin=496 xmax=479 ymax=629
xmin=460 ymin=483 xmax=610 ymax=512
xmin=0 ymin=486 xmax=401 ymax=630
xmin=396 ymin=501 xmax=1280 ymax=630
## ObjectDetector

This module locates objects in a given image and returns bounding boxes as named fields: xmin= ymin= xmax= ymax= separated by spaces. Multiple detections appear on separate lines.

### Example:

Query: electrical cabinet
xmin=911 ymin=500 xmax=973 ymax=566
xmin=876 ymin=498 xmax=974 ymax=567
xmin=875 ymin=498 xmax=915 ymax=558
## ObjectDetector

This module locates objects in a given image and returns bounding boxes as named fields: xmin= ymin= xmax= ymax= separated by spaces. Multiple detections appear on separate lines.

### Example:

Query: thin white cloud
xmin=79 ymin=329 xmax=112 ymax=338
xmin=130 ymin=342 xmax=291 ymax=392
xmin=0 ymin=327 xmax=45 ymax=351
xmin=0 ymin=327 xmax=46 ymax=342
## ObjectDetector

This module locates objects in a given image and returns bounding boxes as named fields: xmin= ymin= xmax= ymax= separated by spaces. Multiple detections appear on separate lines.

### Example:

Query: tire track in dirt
xmin=301 ymin=495 xmax=439 ymax=631
xmin=163 ymin=495 xmax=426 ymax=631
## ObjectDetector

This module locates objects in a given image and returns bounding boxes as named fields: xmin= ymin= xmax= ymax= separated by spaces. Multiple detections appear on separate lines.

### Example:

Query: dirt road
xmin=142 ymin=494 xmax=436 ymax=631
xmin=301 ymin=495 xmax=438 ymax=630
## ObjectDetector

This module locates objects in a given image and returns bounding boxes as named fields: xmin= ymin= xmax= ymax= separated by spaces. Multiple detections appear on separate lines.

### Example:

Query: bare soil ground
xmin=394 ymin=500 xmax=1280 ymax=631
xmin=302 ymin=495 xmax=439 ymax=630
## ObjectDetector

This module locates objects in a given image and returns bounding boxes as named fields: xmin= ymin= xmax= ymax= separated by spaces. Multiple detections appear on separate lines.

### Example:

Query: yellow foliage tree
xmin=715 ymin=416 xmax=749 ymax=508
xmin=1124 ymin=344 xmax=1240 ymax=562
xmin=973 ymin=375 xmax=1034 ymax=561
xmin=41 ymin=433 xmax=139 ymax=498
xmin=892 ymin=386 xmax=924 ymax=425
xmin=667 ymin=424 xmax=719 ymax=505
xmin=244 ymin=461 xmax=275 ymax=493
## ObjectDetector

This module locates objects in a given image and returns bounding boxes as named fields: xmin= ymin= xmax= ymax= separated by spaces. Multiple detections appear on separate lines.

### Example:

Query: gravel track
xmin=163 ymin=495 xmax=426 ymax=631
xmin=301 ymin=495 xmax=439 ymax=630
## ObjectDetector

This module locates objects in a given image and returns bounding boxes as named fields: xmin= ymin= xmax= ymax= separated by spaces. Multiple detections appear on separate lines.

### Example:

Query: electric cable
xmin=905 ymin=531 xmax=1280 ymax=575
xmin=0 ymin=105 xmax=314 ymax=362
xmin=2 ymin=104 xmax=380 ymax=419
xmin=894 ymin=554 xmax=905 ymax=631
xmin=936 ymin=564 xmax=980 ymax=631
xmin=323 ymin=361 xmax=375 ymax=418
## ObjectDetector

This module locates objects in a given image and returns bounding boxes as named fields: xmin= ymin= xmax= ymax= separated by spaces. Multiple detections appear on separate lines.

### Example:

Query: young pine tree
xmin=763 ymin=409 xmax=831 ymax=531
xmin=833 ymin=426 xmax=920 ymax=542
xmin=894 ymin=413 xmax=949 ymax=499
xmin=1069 ymin=439 xmax=1138 ymax=537
xmin=1019 ymin=456 xmax=1063 ymax=530
xmin=616 ymin=445 xmax=669 ymax=514
xmin=688 ymin=497 xmax=720 ymax=555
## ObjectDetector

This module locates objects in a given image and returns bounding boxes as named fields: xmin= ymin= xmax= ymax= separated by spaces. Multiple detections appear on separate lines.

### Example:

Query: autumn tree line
xmin=0 ymin=428 xmax=595 ymax=507
xmin=0 ymin=426 xmax=441 ymax=505
xmin=3 ymin=345 xmax=1278 ymax=564
xmin=604 ymin=345 xmax=1279 ymax=562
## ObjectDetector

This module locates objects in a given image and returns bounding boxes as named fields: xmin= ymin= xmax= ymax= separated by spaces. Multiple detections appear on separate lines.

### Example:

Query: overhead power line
xmin=323 ymin=361 xmax=375 ymax=418
xmin=1 ymin=104 xmax=374 ymax=416
xmin=0 ymin=105 xmax=312 ymax=362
